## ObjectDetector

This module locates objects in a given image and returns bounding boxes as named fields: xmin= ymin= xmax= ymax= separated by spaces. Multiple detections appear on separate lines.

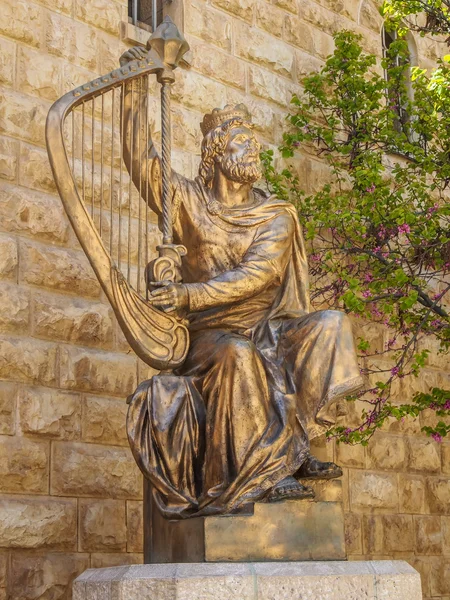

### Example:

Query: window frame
xmin=129 ymin=0 xmax=162 ymax=32
xmin=381 ymin=25 xmax=413 ymax=134
xmin=121 ymin=0 xmax=185 ymax=49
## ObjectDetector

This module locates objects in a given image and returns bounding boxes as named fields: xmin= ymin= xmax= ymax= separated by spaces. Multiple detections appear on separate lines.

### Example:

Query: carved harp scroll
xmin=46 ymin=47 xmax=189 ymax=370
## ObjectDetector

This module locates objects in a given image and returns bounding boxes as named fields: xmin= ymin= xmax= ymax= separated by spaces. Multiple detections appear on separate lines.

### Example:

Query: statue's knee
xmin=221 ymin=337 xmax=257 ymax=363
xmin=320 ymin=309 xmax=346 ymax=326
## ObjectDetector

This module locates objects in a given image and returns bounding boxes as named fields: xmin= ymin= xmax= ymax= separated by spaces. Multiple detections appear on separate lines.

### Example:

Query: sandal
xmin=295 ymin=455 xmax=343 ymax=480
xmin=265 ymin=476 xmax=315 ymax=503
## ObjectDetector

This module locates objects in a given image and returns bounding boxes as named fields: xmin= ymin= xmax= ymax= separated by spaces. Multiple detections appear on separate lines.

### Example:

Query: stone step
xmin=73 ymin=560 xmax=423 ymax=600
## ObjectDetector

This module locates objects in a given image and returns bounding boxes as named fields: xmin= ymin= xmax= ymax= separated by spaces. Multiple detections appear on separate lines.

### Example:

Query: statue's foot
xmin=265 ymin=476 xmax=315 ymax=503
xmin=295 ymin=454 xmax=343 ymax=480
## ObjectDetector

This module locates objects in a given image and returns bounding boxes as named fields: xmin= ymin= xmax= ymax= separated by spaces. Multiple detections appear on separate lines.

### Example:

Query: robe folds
xmin=127 ymin=178 xmax=363 ymax=519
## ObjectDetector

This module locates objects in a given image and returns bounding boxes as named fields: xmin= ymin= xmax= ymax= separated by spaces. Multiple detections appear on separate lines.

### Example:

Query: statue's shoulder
xmin=254 ymin=188 xmax=297 ymax=219
xmin=254 ymin=187 xmax=292 ymax=208
xmin=250 ymin=189 xmax=298 ymax=240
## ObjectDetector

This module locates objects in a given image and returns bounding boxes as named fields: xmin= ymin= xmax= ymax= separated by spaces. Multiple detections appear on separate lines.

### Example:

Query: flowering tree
xmin=262 ymin=31 xmax=450 ymax=444
xmin=382 ymin=0 xmax=450 ymax=41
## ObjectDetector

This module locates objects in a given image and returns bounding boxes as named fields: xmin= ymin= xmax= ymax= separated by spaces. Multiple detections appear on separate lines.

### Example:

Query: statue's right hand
xmin=148 ymin=282 xmax=189 ymax=313
xmin=119 ymin=46 xmax=149 ymax=67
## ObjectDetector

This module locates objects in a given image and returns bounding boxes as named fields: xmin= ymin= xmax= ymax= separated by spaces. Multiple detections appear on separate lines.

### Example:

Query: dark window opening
xmin=129 ymin=0 xmax=164 ymax=30
xmin=382 ymin=26 xmax=412 ymax=135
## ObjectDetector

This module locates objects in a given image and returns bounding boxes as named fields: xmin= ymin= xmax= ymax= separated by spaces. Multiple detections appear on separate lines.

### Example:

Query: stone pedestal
xmin=145 ymin=479 xmax=345 ymax=562
xmin=73 ymin=561 xmax=422 ymax=599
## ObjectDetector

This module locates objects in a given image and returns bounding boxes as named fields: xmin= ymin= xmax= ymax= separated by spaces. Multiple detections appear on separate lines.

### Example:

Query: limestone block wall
xmin=0 ymin=0 xmax=448 ymax=598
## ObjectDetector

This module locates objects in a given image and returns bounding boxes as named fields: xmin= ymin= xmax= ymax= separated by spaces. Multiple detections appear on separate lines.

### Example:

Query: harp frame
xmin=46 ymin=46 xmax=189 ymax=370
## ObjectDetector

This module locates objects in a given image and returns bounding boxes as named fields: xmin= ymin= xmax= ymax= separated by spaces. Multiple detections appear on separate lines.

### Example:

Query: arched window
xmin=381 ymin=25 xmax=417 ymax=135
xmin=129 ymin=0 xmax=163 ymax=30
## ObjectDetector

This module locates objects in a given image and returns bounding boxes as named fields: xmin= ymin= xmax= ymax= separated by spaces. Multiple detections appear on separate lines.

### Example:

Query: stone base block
xmin=73 ymin=561 xmax=422 ymax=599
xmin=204 ymin=499 xmax=344 ymax=562
xmin=145 ymin=479 xmax=345 ymax=562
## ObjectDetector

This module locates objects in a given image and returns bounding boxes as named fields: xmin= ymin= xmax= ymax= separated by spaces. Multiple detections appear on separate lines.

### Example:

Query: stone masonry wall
xmin=0 ymin=0 xmax=448 ymax=598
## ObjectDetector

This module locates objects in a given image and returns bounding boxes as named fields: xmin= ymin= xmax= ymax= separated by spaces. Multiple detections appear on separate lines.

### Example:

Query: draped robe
xmin=127 ymin=165 xmax=363 ymax=519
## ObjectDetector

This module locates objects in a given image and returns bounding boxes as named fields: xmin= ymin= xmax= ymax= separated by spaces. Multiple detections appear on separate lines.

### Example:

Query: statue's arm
xmin=121 ymin=79 xmax=165 ymax=217
xmin=185 ymin=212 xmax=295 ymax=312
xmin=120 ymin=47 xmax=190 ymax=219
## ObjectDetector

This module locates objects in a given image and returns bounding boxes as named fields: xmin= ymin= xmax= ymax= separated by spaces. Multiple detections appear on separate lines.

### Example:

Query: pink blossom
xmin=366 ymin=183 xmax=376 ymax=193
xmin=373 ymin=246 xmax=381 ymax=253
xmin=310 ymin=253 xmax=321 ymax=262
xmin=366 ymin=413 xmax=376 ymax=425
xmin=362 ymin=290 xmax=372 ymax=298
xmin=398 ymin=223 xmax=411 ymax=235
xmin=364 ymin=272 xmax=374 ymax=283
xmin=431 ymin=432 xmax=443 ymax=443
xmin=391 ymin=366 xmax=400 ymax=376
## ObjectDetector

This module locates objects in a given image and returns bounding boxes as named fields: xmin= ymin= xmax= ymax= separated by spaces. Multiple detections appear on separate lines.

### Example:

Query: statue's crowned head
xmin=199 ymin=104 xmax=262 ymax=188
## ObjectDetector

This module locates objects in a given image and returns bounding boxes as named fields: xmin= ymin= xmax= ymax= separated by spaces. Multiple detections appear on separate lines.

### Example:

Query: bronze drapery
xmin=126 ymin=181 xmax=363 ymax=518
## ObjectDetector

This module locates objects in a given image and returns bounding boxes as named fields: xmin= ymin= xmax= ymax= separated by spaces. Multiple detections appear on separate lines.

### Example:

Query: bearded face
xmin=220 ymin=152 xmax=262 ymax=184
xmin=219 ymin=126 xmax=262 ymax=184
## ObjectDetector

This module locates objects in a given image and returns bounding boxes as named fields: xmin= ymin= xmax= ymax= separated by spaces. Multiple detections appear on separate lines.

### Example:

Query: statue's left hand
xmin=119 ymin=46 xmax=148 ymax=67
xmin=148 ymin=282 xmax=189 ymax=313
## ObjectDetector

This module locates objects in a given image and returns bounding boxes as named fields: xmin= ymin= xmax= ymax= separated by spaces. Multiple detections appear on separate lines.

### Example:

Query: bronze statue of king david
xmin=46 ymin=18 xmax=363 ymax=523
xmin=121 ymin=47 xmax=364 ymax=518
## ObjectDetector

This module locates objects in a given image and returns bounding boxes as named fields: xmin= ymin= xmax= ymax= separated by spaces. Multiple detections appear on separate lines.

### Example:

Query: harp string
xmin=137 ymin=77 xmax=142 ymax=294
xmin=71 ymin=111 xmax=75 ymax=173
xmin=128 ymin=80 xmax=134 ymax=284
xmin=110 ymin=87 xmax=115 ymax=256
xmin=100 ymin=94 xmax=105 ymax=237
xmin=145 ymin=75 xmax=149 ymax=300
xmin=82 ymin=101 xmax=85 ymax=207
xmin=119 ymin=82 xmax=124 ymax=272
xmin=91 ymin=97 xmax=95 ymax=218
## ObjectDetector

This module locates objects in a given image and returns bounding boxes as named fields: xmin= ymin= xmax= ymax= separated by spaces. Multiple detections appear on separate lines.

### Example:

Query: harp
xmin=46 ymin=18 xmax=189 ymax=370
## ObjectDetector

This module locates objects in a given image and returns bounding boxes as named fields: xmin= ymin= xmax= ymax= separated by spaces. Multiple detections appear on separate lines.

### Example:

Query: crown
xmin=200 ymin=104 xmax=252 ymax=136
